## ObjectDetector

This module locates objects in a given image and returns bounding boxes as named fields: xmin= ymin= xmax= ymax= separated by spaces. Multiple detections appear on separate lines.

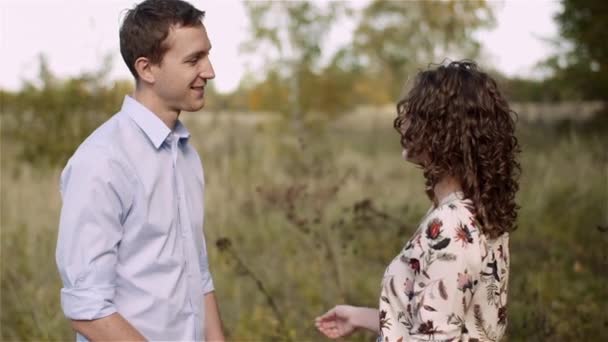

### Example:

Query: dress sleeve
xmin=55 ymin=145 xmax=133 ymax=320
xmin=395 ymin=206 xmax=484 ymax=341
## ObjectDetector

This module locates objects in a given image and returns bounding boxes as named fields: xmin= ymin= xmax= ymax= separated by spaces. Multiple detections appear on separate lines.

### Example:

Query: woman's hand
xmin=315 ymin=305 xmax=360 ymax=339
xmin=316 ymin=305 xmax=380 ymax=339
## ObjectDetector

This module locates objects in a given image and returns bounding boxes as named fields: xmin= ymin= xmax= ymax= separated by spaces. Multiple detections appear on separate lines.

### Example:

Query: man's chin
xmin=184 ymin=99 xmax=206 ymax=112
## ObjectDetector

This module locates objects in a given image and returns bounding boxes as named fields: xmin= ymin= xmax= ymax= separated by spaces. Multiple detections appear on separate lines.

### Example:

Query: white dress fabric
xmin=378 ymin=192 xmax=510 ymax=342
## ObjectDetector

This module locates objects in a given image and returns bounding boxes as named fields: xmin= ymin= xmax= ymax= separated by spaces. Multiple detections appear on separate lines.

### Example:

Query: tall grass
xmin=1 ymin=111 xmax=606 ymax=341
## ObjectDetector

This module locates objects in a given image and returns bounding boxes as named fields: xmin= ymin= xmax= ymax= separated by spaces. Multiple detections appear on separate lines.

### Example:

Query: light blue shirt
xmin=56 ymin=96 xmax=214 ymax=341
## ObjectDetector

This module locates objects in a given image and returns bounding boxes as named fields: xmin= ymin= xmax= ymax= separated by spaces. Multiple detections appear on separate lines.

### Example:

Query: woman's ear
xmin=134 ymin=57 xmax=156 ymax=84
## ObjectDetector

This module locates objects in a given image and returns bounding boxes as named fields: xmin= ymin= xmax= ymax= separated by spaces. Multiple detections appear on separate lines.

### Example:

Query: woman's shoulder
xmin=418 ymin=195 xmax=487 ymax=262
xmin=423 ymin=194 xmax=477 ymax=232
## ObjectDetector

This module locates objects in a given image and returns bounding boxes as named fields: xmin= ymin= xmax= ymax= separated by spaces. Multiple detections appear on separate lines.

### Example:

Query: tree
xmin=353 ymin=0 xmax=496 ymax=98
xmin=239 ymin=0 xmax=497 ymax=117
xmin=546 ymin=0 xmax=608 ymax=100
xmin=241 ymin=1 xmax=350 ymax=126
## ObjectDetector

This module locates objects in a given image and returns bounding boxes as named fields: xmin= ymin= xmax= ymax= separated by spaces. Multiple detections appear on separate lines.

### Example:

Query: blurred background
xmin=1 ymin=0 xmax=606 ymax=341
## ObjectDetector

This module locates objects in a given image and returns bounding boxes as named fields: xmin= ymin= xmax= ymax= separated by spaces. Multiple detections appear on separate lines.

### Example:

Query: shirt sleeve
xmin=396 ymin=206 xmax=484 ymax=341
xmin=196 ymin=155 xmax=214 ymax=294
xmin=199 ymin=242 xmax=215 ymax=294
xmin=55 ymin=145 xmax=133 ymax=320
xmin=191 ymin=152 xmax=214 ymax=294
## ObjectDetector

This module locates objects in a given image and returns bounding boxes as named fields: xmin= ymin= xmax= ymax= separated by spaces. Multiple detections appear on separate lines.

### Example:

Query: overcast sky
xmin=1 ymin=0 xmax=560 ymax=93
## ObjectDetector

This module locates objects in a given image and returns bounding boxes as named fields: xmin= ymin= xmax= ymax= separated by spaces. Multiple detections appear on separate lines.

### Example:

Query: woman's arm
xmin=315 ymin=305 xmax=379 ymax=339
xmin=351 ymin=306 xmax=379 ymax=332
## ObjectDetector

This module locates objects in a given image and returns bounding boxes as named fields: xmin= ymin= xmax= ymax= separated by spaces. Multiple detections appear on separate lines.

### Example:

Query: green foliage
xmin=246 ymin=68 xmax=291 ymax=114
xmin=557 ymin=0 xmax=607 ymax=70
xmin=242 ymin=1 xmax=348 ymax=68
xmin=498 ymin=76 xmax=576 ymax=102
xmin=241 ymin=1 xmax=350 ymax=122
xmin=353 ymin=0 xmax=495 ymax=98
xmin=545 ymin=0 xmax=608 ymax=100
xmin=1 ymin=54 xmax=133 ymax=167
xmin=244 ymin=61 xmax=363 ymax=118
xmin=239 ymin=0 xmax=497 ymax=117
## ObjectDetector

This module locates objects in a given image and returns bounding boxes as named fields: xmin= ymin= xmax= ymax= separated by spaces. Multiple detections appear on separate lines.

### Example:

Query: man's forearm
xmin=204 ymin=292 xmax=225 ymax=341
xmin=71 ymin=312 xmax=146 ymax=342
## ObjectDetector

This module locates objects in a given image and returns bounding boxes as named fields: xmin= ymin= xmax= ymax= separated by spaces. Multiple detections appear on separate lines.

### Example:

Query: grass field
xmin=1 ymin=110 xmax=607 ymax=341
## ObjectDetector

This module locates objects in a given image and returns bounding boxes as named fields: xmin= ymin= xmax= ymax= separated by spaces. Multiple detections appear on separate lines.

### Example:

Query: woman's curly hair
xmin=394 ymin=61 xmax=521 ymax=238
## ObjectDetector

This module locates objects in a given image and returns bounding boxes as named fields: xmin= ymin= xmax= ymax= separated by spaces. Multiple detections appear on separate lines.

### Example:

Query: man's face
xmin=152 ymin=23 xmax=215 ymax=113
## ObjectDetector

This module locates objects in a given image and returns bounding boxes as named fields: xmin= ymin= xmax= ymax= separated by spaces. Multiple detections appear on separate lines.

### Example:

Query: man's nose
xmin=200 ymin=58 xmax=215 ymax=80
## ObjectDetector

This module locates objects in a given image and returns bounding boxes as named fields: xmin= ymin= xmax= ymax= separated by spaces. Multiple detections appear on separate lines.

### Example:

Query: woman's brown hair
xmin=394 ymin=61 xmax=521 ymax=238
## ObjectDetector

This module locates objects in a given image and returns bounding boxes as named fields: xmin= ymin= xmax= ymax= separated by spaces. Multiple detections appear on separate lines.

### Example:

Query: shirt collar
xmin=121 ymin=96 xmax=190 ymax=149
xmin=173 ymin=119 xmax=191 ymax=142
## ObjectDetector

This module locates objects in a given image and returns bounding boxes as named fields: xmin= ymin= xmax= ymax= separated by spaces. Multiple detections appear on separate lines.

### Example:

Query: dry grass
xmin=1 ymin=112 xmax=607 ymax=341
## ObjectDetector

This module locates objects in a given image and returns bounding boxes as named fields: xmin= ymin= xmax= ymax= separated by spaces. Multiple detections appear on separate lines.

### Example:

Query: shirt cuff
xmin=60 ymin=286 xmax=117 ymax=320
xmin=202 ymin=274 xmax=215 ymax=294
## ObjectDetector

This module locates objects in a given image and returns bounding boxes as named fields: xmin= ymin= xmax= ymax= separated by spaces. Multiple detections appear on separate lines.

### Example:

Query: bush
xmin=1 ymin=55 xmax=133 ymax=167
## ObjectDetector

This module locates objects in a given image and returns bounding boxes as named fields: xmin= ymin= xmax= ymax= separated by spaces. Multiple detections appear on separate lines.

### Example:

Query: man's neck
xmin=132 ymin=89 xmax=179 ymax=130
xmin=433 ymin=175 xmax=463 ymax=204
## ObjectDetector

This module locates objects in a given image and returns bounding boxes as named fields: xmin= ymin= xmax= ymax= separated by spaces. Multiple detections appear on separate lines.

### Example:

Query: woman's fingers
xmin=316 ymin=319 xmax=335 ymax=329
xmin=315 ymin=308 xmax=345 ymax=339
xmin=315 ymin=307 xmax=337 ymax=322
xmin=316 ymin=318 xmax=337 ymax=333
xmin=316 ymin=324 xmax=334 ymax=338
xmin=319 ymin=324 xmax=342 ymax=339
xmin=316 ymin=306 xmax=357 ymax=339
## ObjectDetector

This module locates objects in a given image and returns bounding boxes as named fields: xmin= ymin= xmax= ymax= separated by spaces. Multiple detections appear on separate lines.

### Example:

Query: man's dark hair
xmin=119 ymin=0 xmax=205 ymax=79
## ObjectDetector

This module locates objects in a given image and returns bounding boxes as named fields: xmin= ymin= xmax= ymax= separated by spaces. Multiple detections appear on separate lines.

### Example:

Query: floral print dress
xmin=378 ymin=192 xmax=509 ymax=342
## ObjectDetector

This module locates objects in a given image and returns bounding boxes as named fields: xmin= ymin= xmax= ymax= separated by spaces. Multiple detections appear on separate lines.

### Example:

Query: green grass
xmin=1 ymin=112 xmax=607 ymax=341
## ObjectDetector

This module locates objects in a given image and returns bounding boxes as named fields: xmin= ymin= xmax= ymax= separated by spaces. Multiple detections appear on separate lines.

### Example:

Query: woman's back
xmin=378 ymin=192 xmax=510 ymax=342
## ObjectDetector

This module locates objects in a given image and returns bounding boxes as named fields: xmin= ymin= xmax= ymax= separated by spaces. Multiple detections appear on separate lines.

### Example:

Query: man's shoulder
xmin=64 ymin=113 xmax=132 ymax=173
xmin=85 ymin=112 xmax=126 ymax=146
xmin=59 ymin=113 xmax=137 ymax=210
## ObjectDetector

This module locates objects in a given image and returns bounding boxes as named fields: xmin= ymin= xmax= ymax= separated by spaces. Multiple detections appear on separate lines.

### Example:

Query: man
xmin=55 ymin=0 xmax=224 ymax=340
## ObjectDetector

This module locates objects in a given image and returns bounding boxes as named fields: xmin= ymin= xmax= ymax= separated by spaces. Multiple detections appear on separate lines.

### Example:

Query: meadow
xmin=1 ymin=109 xmax=607 ymax=341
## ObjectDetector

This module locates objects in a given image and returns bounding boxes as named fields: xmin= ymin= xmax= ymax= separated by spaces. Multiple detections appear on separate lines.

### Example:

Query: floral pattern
xmin=378 ymin=193 xmax=510 ymax=341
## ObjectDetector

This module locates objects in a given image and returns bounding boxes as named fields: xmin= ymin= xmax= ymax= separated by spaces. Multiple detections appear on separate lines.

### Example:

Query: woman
xmin=315 ymin=61 xmax=520 ymax=341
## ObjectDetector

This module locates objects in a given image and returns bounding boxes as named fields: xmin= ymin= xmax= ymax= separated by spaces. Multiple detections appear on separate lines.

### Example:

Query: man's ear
xmin=134 ymin=57 xmax=156 ymax=84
